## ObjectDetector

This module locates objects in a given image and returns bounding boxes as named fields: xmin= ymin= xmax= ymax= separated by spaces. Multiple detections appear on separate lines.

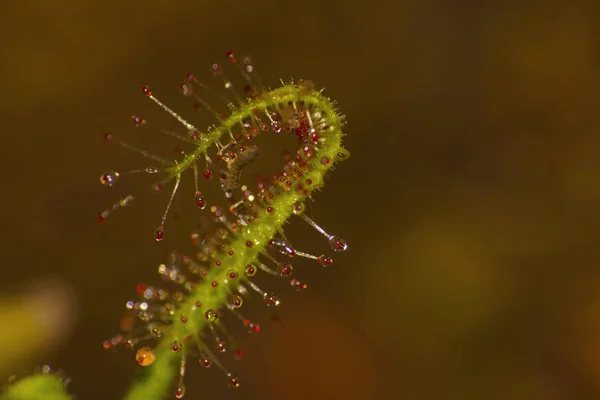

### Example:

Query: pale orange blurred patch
xmin=481 ymin=3 xmax=597 ymax=129
xmin=360 ymin=186 xmax=581 ymax=397
xmin=0 ymin=0 xmax=259 ymax=110
xmin=251 ymin=298 xmax=377 ymax=400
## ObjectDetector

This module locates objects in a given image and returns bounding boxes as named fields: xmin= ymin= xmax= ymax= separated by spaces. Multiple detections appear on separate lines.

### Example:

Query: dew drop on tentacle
xmin=154 ymin=226 xmax=165 ymax=242
xmin=212 ymin=63 xmax=221 ymax=76
xmin=245 ymin=265 xmax=256 ymax=276
xmin=199 ymin=353 xmax=211 ymax=368
xmin=263 ymin=293 xmax=280 ymax=307
xmin=228 ymin=373 xmax=240 ymax=388
xmin=227 ymin=270 xmax=238 ymax=280
xmin=297 ymin=213 xmax=349 ymax=251
xmin=174 ymin=382 xmax=186 ymax=398
xmin=243 ymin=319 xmax=260 ymax=333
xmin=97 ymin=211 xmax=109 ymax=223
xmin=119 ymin=195 xmax=134 ymax=207
xmin=226 ymin=49 xmax=236 ymax=63
xmin=243 ymin=57 xmax=253 ymax=72
xmin=292 ymin=201 xmax=304 ymax=215
xmin=290 ymin=278 xmax=308 ymax=291
xmin=150 ymin=327 xmax=162 ymax=337
xmin=131 ymin=115 xmax=146 ymax=127
xmin=272 ymin=121 xmax=281 ymax=133
xmin=170 ymin=340 xmax=182 ymax=352
xmin=205 ymin=309 xmax=219 ymax=322
xmin=317 ymin=255 xmax=334 ymax=267
xmin=179 ymin=82 xmax=192 ymax=96
xmin=329 ymin=235 xmax=348 ymax=252
xmin=301 ymin=144 xmax=315 ymax=159
xmin=188 ymin=130 xmax=201 ymax=140
xmin=100 ymin=169 xmax=120 ymax=187
xmin=164 ymin=302 xmax=176 ymax=316
xmin=231 ymin=295 xmax=243 ymax=308
xmin=278 ymin=263 xmax=293 ymax=277
xmin=194 ymin=191 xmax=206 ymax=209
xmin=135 ymin=347 xmax=155 ymax=366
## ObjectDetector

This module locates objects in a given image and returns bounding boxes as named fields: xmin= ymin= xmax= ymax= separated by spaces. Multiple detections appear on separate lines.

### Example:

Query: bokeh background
xmin=1 ymin=0 xmax=600 ymax=399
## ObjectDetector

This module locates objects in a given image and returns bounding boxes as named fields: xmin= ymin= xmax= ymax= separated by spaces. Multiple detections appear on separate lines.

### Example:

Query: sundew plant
xmin=2 ymin=50 xmax=349 ymax=400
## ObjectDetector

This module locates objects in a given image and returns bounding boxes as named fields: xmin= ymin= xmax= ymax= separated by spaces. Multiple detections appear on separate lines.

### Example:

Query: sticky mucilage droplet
xmin=135 ymin=347 xmax=155 ymax=366
xmin=100 ymin=169 xmax=120 ymax=187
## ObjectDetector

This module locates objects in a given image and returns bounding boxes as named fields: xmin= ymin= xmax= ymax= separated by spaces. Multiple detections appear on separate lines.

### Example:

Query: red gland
xmin=154 ymin=226 xmax=164 ymax=242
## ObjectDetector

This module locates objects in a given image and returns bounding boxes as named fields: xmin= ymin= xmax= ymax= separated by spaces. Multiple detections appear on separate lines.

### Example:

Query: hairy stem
xmin=124 ymin=88 xmax=344 ymax=400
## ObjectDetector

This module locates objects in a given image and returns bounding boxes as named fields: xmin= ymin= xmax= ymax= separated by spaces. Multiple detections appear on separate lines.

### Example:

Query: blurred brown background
xmin=1 ymin=0 xmax=600 ymax=399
